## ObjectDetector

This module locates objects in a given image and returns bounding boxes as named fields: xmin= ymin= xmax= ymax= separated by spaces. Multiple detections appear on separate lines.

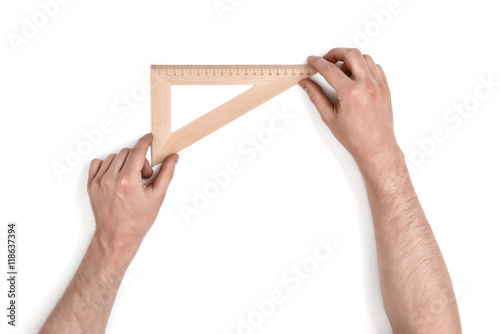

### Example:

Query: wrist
xmin=91 ymin=229 xmax=140 ymax=272
xmin=355 ymin=144 xmax=408 ymax=184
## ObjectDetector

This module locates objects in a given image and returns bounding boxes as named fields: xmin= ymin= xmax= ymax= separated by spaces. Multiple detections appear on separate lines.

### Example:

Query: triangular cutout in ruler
xmin=151 ymin=65 xmax=316 ymax=166
xmin=171 ymin=85 xmax=254 ymax=131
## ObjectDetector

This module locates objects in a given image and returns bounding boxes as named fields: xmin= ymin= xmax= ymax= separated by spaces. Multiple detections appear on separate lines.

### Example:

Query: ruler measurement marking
xmin=152 ymin=65 xmax=314 ymax=79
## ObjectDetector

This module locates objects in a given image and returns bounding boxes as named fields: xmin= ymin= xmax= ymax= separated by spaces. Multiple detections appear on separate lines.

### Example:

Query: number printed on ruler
xmin=6 ymin=222 xmax=17 ymax=326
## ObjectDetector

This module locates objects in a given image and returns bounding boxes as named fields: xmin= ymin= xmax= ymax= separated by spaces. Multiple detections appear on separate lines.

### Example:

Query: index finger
xmin=122 ymin=134 xmax=153 ymax=174
xmin=307 ymin=55 xmax=351 ymax=94
xmin=323 ymin=48 xmax=370 ymax=79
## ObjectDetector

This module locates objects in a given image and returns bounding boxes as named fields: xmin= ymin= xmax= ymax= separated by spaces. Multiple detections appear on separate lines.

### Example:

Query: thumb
xmin=151 ymin=154 xmax=179 ymax=196
xmin=299 ymin=79 xmax=336 ymax=124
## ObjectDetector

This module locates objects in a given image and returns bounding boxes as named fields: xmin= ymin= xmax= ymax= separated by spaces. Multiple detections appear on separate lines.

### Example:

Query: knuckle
xmin=100 ymin=174 xmax=114 ymax=188
xmin=365 ymin=79 xmax=378 ymax=90
xmin=345 ymin=84 xmax=361 ymax=98
xmin=347 ymin=48 xmax=362 ymax=57
xmin=313 ymin=58 xmax=327 ymax=70
xmin=137 ymin=135 xmax=150 ymax=145
xmin=90 ymin=158 xmax=102 ymax=167
xmin=377 ymin=64 xmax=386 ymax=76
xmin=382 ymin=83 xmax=391 ymax=94
xmin=365 ymin=83 xmax=379 ymax=98
xmin=368 ymin=88 xmax=379 ymax=98
xmin=362 ymin=53 xmax=372 ymax=59
xmin=325 ymin=62 xmax=338 ymax=73
xmin=117 ymin=175 xmax=131 ymax=189
xmin=129 ymin=146 xmax=140 ymax=156
xmin=119 ymin=148 xmax=131 ymax=155
xmin=308 ymin=91 xmax=319 ymax=104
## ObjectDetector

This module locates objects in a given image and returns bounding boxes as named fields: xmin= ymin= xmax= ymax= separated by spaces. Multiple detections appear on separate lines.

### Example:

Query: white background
xmin=1 ymin=0 xmax=499 ymax=333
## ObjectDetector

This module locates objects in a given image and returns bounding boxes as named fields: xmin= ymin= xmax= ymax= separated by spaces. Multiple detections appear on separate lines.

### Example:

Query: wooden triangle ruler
xmin=151 ymin=64 xmax=316 ymax=166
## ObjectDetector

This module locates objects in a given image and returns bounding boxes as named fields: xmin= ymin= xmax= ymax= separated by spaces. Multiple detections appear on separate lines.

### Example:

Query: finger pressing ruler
xmin=151 ymin=64 xmax=316 ymax=166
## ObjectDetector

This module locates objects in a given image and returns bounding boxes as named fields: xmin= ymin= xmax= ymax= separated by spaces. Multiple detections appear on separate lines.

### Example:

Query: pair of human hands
xmin=88 ymin=48 xmax=398 ymax=257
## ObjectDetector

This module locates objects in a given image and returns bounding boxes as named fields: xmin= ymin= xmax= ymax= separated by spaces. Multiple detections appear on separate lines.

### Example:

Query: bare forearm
xmin=40 ymin=233 xmax=133 ymax=334
xmin=303 ymin=48 xmax=461 ymax=332
xmin=41 ymin=135 xmax=178 ymax=333
xmin=359 ymin=149 xmax=461 ymax=333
